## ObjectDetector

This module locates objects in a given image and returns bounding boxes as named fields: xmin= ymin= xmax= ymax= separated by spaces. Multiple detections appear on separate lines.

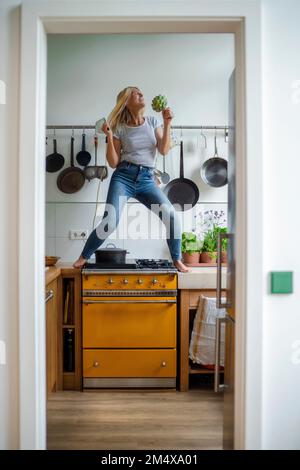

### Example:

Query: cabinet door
xmin=46 ymin=279 xmax=58 ymax=394
xmin=83 ymin=349 xmax=176 ymax=378
xmin=83 ymin=296 xmax=177 ymax=348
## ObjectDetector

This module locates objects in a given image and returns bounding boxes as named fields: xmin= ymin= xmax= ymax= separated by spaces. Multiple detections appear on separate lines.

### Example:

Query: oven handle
xmin=82 ymin=299 xmax=177 ymax=304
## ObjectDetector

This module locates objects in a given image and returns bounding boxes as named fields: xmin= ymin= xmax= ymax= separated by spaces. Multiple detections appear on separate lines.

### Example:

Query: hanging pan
xmin=84 ymin=135 xmax=108 ymax=181
xmin=76 ymin=129 xmax=91 ymax=166
xmin=163 ymin=139 xmax=199 ymax=211
xmin=200 ymin=131 xmax=227 ymax=187
xmin=57 ymin=134 xmax=85 ymax=193
xmin=46 ymin=131 xmax=65 ymax=173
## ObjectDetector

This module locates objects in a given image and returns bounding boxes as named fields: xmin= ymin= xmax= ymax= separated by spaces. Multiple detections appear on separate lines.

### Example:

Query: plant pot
xmin=200 ymin=251 xmax=217 ymax=263
xmin=182 ymin=252 xmax=200 ymax=265
xmin=221 ymin=251 xmax=227 ymax=263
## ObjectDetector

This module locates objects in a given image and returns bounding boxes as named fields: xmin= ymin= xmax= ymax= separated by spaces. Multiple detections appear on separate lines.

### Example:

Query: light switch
xmin=271 ymin=271 xmax=293 ymax=294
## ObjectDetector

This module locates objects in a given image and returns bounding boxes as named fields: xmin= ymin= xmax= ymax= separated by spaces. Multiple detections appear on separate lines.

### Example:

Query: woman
xmin=73 ymin=86 xmax=190 ymax=272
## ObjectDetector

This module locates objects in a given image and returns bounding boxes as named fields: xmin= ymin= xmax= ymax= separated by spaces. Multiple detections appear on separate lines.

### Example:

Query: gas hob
xmin=82 ymin=258 xmax=177 ymax=274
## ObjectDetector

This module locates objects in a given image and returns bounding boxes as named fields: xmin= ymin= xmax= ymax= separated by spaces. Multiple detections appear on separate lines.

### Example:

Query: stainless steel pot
xmin=200 ymin=133 xmax=228 ymax=187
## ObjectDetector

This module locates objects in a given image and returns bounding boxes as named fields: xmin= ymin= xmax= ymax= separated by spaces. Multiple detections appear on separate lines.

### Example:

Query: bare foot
xmin=173 ymin=259 xmax=192 ymax=273
xmin=72 ymin=255 xmax=87 ymax=269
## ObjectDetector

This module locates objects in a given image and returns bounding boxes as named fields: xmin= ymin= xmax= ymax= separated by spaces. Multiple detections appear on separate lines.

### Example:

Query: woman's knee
xmin=95 ymin=207 xmax=119 ymax=238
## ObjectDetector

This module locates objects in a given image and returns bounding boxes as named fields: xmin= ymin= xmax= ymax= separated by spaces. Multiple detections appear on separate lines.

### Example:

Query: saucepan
xmin=200 ymin=132 xmax=228 ymax=187
xmin=95 ymin=243 xmax=130 ymax=264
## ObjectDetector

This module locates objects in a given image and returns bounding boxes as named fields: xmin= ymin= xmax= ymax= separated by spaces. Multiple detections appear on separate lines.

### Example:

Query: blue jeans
xmin=81 ymin=160 xmax=182 ymax=261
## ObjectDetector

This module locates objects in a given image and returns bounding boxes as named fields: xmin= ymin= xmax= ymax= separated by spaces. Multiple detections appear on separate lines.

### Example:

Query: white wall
xmin=262 ymin=0 xmax=300 ymax=450
xmin=46 ymin=34 xmax=232 ymax=261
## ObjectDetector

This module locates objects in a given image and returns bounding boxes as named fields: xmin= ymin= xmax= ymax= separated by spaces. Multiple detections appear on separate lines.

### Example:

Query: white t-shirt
xmin=113 ymin=115 xmax=163 ymax=168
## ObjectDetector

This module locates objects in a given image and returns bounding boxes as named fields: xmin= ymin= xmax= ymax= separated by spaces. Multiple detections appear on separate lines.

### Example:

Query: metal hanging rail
xmin=46 ymin=125 xmax=228 ymax=131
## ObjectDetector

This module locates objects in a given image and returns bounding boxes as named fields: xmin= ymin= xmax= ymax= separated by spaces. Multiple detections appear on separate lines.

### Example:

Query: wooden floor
xmin=47 ymin=386 xmax=223 ymax=450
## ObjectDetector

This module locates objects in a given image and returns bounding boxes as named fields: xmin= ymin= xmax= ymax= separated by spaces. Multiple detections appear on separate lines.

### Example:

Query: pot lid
xmin=96 ymin=243 xmax=126 ymax=253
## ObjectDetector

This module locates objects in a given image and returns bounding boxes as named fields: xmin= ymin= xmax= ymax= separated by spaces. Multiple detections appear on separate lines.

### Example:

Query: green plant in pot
xmin=200 ymin=229 xmax=217 ymax=263
xmin=214 ymin=226 xmax=228 ymax=263
xmin=200 ymin=226 xmax=228 ymax=263
xmin=200 ymin=211 xmax=227 ymax=263
xmin=181 ymin=232 xmax=203 ymax=265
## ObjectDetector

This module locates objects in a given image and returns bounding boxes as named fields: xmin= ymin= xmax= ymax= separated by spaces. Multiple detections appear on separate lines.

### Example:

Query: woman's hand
xmin=162 ymin=107 xmax=174 ymax=125
xmin=102 ymin=122 xmax=113 ymax=137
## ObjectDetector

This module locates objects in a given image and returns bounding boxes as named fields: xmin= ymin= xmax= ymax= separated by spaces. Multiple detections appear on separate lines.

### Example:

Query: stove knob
xmin=107 ymin=278 xmax=114 ymax=285
xmin=152 ymin=278 xmax=158 ymax=285
xmin=137 ymin=278 xmax=143 ymax=285
xmin=122 ymin=278 xmax=129 ymax=284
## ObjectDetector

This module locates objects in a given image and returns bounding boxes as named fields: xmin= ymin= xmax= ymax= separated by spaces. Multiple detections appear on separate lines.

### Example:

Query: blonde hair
xmin=107 ymin=86 xmax=142 ymax=133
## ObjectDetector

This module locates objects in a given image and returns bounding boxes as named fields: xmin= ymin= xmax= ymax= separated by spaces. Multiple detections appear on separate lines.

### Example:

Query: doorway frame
xmin=19 ymin=0 xmax=263 ymax=450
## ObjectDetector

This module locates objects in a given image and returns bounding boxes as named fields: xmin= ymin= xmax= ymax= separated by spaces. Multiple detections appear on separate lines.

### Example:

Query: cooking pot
xmin=95 ymin=243 xmax=129 ymax=264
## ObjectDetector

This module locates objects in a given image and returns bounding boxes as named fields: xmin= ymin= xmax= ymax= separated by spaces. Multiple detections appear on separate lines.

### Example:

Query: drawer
xmin=82 ymin=273 xmax=177 ymax=291
xmin=83 ymin=296 xmax=176 ymax=348
xmin=83 ymin=349 xmax=176 ymax=378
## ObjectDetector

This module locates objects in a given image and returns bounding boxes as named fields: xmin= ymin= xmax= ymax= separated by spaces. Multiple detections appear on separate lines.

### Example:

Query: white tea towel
xmin=189 ymin=296 xmax=226 ymax=367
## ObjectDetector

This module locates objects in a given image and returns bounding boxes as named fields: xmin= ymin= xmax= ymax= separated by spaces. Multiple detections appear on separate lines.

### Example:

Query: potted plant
xmin=181 ymin=231 xmax=203 ymax=264
xmin=215 ymin=226 xmax=228 ymax=263
xmin=194 ymin=210 xmax=228 ymax=264
xmin=200 ymin=229 xmax=218 ymax=263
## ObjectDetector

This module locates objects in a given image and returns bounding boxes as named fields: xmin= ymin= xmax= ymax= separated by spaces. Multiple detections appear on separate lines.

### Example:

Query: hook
xmin=225 ymin=127 xmax=228 ymax=143
xmin=214 ymin=127 xmax=218 ymax=157
xmin=200 ymin=126 xmax=207 ymax=149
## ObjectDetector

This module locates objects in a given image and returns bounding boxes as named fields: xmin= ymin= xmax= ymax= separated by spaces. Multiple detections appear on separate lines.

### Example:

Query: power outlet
xmin=69 ymin=230 xmax=88 ymax=240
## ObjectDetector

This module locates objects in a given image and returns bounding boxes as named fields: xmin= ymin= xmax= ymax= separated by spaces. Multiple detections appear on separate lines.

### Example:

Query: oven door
xmin=82 ymin=295 xmax=177 ymax=348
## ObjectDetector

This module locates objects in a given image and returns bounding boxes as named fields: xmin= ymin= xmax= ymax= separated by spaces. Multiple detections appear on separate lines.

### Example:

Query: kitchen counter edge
xmin=46 ymin=262 xmax=226 ymax=290
xmin=177 ymin=266 xmax=227 ymax=289
xmin=45 ymin=262 xmax=81 ymax=286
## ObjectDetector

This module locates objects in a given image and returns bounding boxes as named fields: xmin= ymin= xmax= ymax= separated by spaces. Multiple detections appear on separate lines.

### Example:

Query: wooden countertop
xmin=45 ymin=262 xmax=81 ymax=286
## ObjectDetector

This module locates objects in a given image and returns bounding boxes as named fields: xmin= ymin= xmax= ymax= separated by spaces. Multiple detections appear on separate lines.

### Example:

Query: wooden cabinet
xmin=58 ymin=271 xmax=82 ymax=391
xmin=45 ymin=279 xmax=58 ymax=394
xmin=179 ymin=288 xmax=226 ymax=391
xmin=45 ymin=265 xmax=82 ymax=391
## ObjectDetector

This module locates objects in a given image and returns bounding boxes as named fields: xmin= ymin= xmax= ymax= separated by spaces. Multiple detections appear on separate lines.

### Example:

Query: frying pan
xmin=200 ymin=133 xmax=228 ymax=187
xmin=46 ymin=135 xmax=65 ymax=173
xmin=57 ymin=136 xmax=85 ymax=193
xmin=76 ymin=131 xmax=91 ymax=166
xmin=163 ymin=140 xmax=199 ymax=211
